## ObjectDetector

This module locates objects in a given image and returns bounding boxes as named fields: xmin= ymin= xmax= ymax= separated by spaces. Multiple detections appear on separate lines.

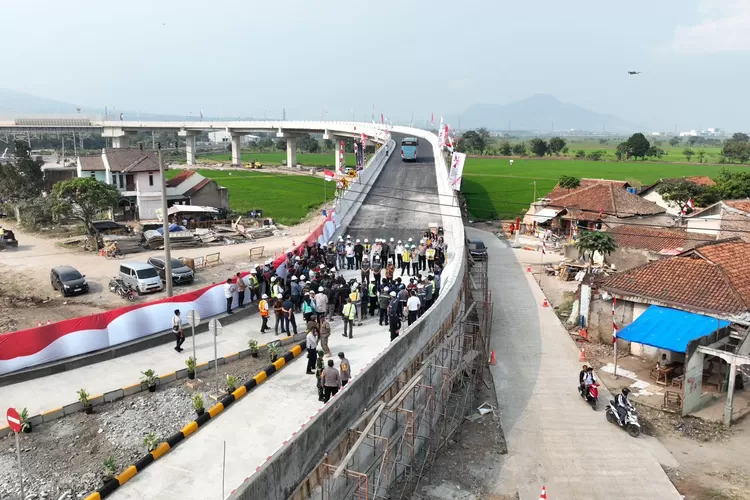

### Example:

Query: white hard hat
xmin=347 ymin=234 xmax=351 ymax=239
xmin=397 ymin=240 xmax=402 ymax=244
xmin=388 ymin=258 xmax=393 ymax=263
xmin=320 ymin=264 xmax=326 ymax=269
xmin=318 ymin=287 xmax=324 ymax=292
xmin=249 ymin=269 xmax=257 ymax=274
xmin=364 ymin=239 xmax=369 ymax=243
xmin=302 ymin=275 xmax=307 ymax=280
xmin=291 ymin=276 xmax=298 ymax=281
xmin=339 ymin=236 xmax=343 ymax=240
xmin=262 ymin=294 xmax=268 ymax=299
xmin=356 ymin=239 xmax=361 ymax=243
xmin=295 ymin=256 xmax=301 ymax=260
xmin=271 ymin=277 xmax=277 ymax=282
xmin=383 ymin=287 xmax=389 ymax=292
xmin=390 ymin=238 xmax=394 ymax=242
xmin=390 ymin=291 xmax=396 ymax=297
xmin=408 ymin=238 xmax=413 ymax=242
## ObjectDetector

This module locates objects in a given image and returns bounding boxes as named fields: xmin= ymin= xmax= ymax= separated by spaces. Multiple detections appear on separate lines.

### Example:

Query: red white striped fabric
xmin=612 ymin=296 xmax=618 ymax=344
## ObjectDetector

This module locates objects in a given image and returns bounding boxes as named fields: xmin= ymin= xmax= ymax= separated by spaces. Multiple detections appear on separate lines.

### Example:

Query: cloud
xmin=669 ymin=0 xmax=750 ymax=53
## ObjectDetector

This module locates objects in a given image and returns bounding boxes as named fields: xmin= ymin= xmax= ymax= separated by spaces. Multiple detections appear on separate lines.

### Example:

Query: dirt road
xmin=0 ymin=217 xmax=322 ymax=333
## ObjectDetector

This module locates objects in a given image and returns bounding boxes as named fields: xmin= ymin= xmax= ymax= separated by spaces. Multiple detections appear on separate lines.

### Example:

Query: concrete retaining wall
xmin=228 ymin=128 xmax=466 ymax=500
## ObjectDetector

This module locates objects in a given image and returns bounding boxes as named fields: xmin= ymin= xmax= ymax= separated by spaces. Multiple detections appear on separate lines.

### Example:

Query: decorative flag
xmin=380 ymin=113 xmax=385 ymax=124
xmin=612 ymin=297 xmax=618 ymax=344
xmin=431 ymin=112 xmax=435 ymax=126
xmin=339 ymin=140 xmax=345 ymax=172
xmin=448 ymin=152 xmax=466 ymax=191
xmin=324 ymin=170 xmax=336 ymax=182
xmin=542 ymin=240 xmax=546 ymax=255
xmin=682 ymin=198 xmax=695 ymax=214
xmin=119 ymin=113 xmax=124 ymax=121
xmin=437 ymin=117 xmax=445 ymax=148
xmin=200 ymin=109 xmax=204 ymax=119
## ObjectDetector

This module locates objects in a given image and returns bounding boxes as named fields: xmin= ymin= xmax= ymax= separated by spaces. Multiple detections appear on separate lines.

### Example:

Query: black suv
xmin=147 ymin=257 xmax=195 ymax=285
xmin=51 ymin=265 xmax=89 ymax=296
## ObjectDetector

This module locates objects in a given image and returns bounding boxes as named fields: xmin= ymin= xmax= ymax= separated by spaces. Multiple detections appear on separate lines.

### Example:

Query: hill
xmin=452 ymin=94 xmax=639 ymax=133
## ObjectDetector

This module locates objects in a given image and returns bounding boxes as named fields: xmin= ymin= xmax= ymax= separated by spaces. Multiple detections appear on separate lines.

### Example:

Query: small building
xmin=607 ymin=225 xmax=714 ymax=270
xmin=207 ymin=131 xmax=260 ymax=144
xmin=686 ymin=200 xmax=750 ymax=242
xmin=166 ymin=170 xmax=228 ymax=212
xmin=639 ymin=176 xmax=716 ymax=216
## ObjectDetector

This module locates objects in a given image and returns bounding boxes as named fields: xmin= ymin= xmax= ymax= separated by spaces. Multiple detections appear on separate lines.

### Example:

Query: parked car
xmin=147 ymin=257 xmax=195 ymax=285
xmin=51 ymin=265 xmax=89 ymax=296
xmin=118 ymin=262 xmax=163 ymax=294
xmin=468 ymin=238 xmax=488 ymax=261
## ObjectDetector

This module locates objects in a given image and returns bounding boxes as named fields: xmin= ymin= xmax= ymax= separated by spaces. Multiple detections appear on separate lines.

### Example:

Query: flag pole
xmin=613 ymin=296 xmax=618 ymax=378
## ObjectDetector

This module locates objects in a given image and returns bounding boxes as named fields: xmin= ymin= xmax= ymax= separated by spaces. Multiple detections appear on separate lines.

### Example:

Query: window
xmin=149 ymin=174 xmax=154 ymax=186
xmin=89 ymin=172 xmax=96 ymax=178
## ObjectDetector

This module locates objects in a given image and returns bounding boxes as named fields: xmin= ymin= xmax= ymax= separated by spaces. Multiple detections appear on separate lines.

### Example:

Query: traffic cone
xmin=47 ymin=320 xmax=51 ymax=325
xmin=526 ymin=265 xmax=532 ymax=273
xmin=542 ymin=297 xmax=548 ymax=307
xmin=580 ymin=328 xmax=588 ymax=340
xmin=579 ymin=348 xmax=586 ymax=362
xmin=37 ymin=321 xmax=42 ymax=327
xmin=489 ymin=350 xmax=497 ymax=366
xmin=539 ymin=485 xmax=547 ymax=500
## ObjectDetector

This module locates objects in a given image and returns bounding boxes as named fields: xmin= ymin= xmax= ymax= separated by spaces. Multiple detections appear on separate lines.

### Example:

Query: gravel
xmin=0 ymin=344 xmax=296 ymax=499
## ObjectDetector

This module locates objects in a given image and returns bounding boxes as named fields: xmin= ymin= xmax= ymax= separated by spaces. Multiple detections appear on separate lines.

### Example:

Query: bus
xmin=401 ymin=137 xmax=418 ymax=161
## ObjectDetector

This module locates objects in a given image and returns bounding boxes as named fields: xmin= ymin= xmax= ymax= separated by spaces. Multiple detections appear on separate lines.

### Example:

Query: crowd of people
xmin=213 ymin=231 xmax=447 ymax=401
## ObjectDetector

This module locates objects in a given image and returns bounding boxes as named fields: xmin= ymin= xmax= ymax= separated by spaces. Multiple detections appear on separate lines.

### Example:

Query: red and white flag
xmin=323 ymin=170 xmax=336 ymax=182
xmin=431 ymin=112 xmax=435 ymax=126
xmin=380 ymin=113 xmax=385 ymax=124
xmin=682 ymin=198 xmax=695 ymax=214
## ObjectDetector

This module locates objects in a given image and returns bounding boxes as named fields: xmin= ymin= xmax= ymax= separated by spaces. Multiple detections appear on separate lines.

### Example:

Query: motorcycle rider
xmin=615 ymin=387 xmax=632 ymax=425
xmin=579 ymin=364 xmax=589 ymax=394
xmin=582 ymin=366 xmax=596 ymax=398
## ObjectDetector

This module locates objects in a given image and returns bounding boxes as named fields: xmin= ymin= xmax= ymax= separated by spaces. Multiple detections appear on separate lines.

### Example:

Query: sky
xmin=2 ymin=0 xmax=749 ymax=131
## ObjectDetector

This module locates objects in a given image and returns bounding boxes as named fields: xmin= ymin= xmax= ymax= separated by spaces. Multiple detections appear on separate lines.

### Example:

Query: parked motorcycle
xmin=578 ymin=382 xmax=599 ymax=410
xmin=605 ymin=400 xmax=641 ymax=438
xmin=109 ymin=278 xmax=136 ymax=301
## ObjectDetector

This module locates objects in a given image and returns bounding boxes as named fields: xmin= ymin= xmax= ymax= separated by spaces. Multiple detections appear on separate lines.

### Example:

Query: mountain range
xmin=448 ymin=94 xmax=639 ymax=133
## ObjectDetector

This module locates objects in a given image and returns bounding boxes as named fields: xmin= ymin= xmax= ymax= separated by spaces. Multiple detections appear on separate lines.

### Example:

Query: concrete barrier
xmin=228 ymin=128 xmax=467 ymax=499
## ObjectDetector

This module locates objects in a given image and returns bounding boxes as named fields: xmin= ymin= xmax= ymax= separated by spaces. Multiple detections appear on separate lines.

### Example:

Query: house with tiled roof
xmin=76 ymin=149 xmax=228 ymax=220
xmin=606 ymin=225 xmax=714 ymax=270
xmin=640 ymin=176 xmax=717 ymax=215
xmin=686 ymin=199 xmax=750 ymax=242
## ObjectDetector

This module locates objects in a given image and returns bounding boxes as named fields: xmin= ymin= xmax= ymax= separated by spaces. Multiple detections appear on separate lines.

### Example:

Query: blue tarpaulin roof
xmin=618 ymin=305 xmax=729 ymax=353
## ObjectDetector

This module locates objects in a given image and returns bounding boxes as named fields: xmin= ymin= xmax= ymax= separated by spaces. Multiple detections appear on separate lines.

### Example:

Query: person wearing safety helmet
xmin=387 ymin=290 xmax=401 ymax=341
xmin=410 ymin=245 xmax=419 ymax=276
xmin=363 ymin=238 xmax=371 ymax=255
xmin=395 ymin=240 xmax=404 ymax=271
xmin=336 ymin=238 xmax=346 ymax=271
xmin=371 ymin=254 xmax=382 ymax=288
xmin=378 ymin=286 xmax=391 ymax=326
xmin=401 ymin=243 xmax=412 ymax=277
xmin=380 ymin=238 xmax=389 ymax=263
xmin=360 ymin=254 xmax=371 ymax=285
xmin=354 ymin=239 xmax=364 ymax=269
xmin=345 ymin=240 xmax=355 ymax=270
xmin=385 ymin=258 xmax=395 ymax=282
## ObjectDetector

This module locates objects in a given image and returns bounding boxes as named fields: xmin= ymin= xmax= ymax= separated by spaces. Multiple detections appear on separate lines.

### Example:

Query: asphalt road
xmin=469 ymin=227 xmax=682 ymax=500
xmin=344 ymin=133 xmax=440 ymax=244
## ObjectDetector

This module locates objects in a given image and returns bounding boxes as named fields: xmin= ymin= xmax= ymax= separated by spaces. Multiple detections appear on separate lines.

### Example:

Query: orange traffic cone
xmin=489 ymin=350 xmax=497 ymax=366
xmin=542 ymin=297 xmax=548 ymax=307
xmin=539 ymin=485 xmax=547 ymax=500
xmin=579 ymin=348 xmax=586 ymax=362
xmin=526 ymin=265 xmax=532 ymax=273
xmin=580 ymin=328 xmax=588 ymax=340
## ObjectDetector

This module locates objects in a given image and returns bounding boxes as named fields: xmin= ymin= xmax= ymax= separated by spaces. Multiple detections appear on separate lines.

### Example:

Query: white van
xmin=119 ymin=262 xmax=164 ymax=294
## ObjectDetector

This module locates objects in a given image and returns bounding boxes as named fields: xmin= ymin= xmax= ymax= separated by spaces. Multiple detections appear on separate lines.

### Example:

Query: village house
xmin=685 ymin=199 xmax=750 ymax=242
xmin=606 ymin=225 xmax=713 ymax=270
xmin=639 ymin=176 xmax=716 ymax=215
xmin=581 ymin=239 xmax=750 ymax=422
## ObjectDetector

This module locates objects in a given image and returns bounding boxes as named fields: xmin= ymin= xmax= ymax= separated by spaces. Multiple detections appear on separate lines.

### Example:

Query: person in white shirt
xmin=406 ymin=292 xmax=421 ymax=326
xmin=345 ymin=242 xmax=355 ymax=270
xmin=224 ymin=278 xmax=236 ymax=315
xmin=315 ymin=287 xmax=328 ymax=321
xmin=172 ymin=309 xmax=185 ymax=352
xmin=305 ymin=330 xmax=319 ymax=374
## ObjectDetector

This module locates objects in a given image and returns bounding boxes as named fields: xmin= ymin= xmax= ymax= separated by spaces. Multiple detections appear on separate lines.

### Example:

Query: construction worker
xmin=410 ymin=244 xmax=419 ymax=276
xmin=349 ymin=283 xmax=363 ymax=326
xmin=378 ymin=286 xmax=391 ymax=326
xmin=354 ymin=239 xmax=364 ymax=269
xmin=360 ymin=254 xmax=371 ymax=285
xmin=401 ymin=244 xmax=411 ymax=276
xmin=371 ymin=255 xmax=382 ymax=288
xmin=363 ymin=238 xmax=371 ymax=256
xmin=247 ymin=269 xmax=259 ymax=303
xmin=387 ymin=237 xmax=396 ymax=263
xmin=235 ymin=272 xmax=247 ymax=307
xmin=259 ymin=294 xmax=270 ymax=333
xmin=387 ymin=291 xmax=401 ymax=341
xmin=426 ymin=246 xmax=436 ymax=272
xmin=418 ymin=240 xmax=427 ymax=271
xmin=385 ymin=258 xmax=395 ymax=282
xmin=395 ymin=240 xmax=404 ymax=271
xmin=336 ymin=237 xmax=346 ymax=270
xmin=342 ymin=297 xmax=356 ymax=338
xmin=368 ymin=280 xmax=378 ymax=317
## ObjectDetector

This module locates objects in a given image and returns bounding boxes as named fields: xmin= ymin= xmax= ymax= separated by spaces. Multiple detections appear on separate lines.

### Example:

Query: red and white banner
xmin=437 ymin=117 xmax=445 ymax=147
xmin=448 ymin=152 xmax=466 ymax=191
xmin=324 ymin=169 xmax=336 ymax=182
xmin=339 ymin=140 xmax=345 ymax=171
xmin=0 ymin=211 xmax=339 ymax=376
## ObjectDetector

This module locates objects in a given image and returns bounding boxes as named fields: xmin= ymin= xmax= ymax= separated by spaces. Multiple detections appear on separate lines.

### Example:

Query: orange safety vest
xmin=259 ymin=299 xmax=269 ymax=317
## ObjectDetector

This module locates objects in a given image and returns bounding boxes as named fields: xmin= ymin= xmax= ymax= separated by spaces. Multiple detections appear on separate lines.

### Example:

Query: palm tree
xmin=575 ymin=230 xmax=617 ymax=264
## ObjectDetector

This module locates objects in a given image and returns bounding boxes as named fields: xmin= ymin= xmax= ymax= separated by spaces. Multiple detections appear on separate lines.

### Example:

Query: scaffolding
xmin=292 ymin=250 xmax=492 ymax=500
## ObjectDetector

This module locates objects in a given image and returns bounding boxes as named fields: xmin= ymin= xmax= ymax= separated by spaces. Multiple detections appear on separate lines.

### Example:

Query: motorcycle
xmin=109 ymin=278 xmax=136 ymax=302
xmin=605 ymin=400 xmax=641 ymax=438
xmin=578 ymin=382 xmax=599 ymax=409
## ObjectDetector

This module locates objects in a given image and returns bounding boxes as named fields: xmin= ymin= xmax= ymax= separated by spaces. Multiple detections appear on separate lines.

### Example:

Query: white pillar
xmin=286 ymin=137 xmax=298 ymax=169
xmin=112 ymin=136 xmax=129 ymax=148
xmin=724 ymin=362 xmax=738 ymax=426
xmin=335 ymin=138 xmax=343 ymax=172
xmin=231 ymin=134 xmax=242 ymax=166
xmin=185 ymin=135 xmax=196 ymax=165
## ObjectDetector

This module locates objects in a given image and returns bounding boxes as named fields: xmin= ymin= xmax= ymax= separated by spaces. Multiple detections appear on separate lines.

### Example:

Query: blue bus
xmin=401 ymin=137 xmax=418 ymax=161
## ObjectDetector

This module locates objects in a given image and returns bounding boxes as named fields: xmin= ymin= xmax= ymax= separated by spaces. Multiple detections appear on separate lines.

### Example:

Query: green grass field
xmin=200 ymin=151 xmax=335 ymax=166
xmin=462 ymin=157 xmax=748 ymax=220
xmin=167 ymin=169 xmax=328 ymax=225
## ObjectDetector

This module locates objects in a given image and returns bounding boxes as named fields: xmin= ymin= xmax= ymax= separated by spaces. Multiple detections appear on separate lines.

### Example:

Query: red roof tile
xmin=683 ymin=176 xmax=716 ymax=186
xmin=166 ymin=170 xmax=195 ymax=187
xmin=546 ymin=179 xmax=628 ymax=200
xmin=723 ymin=200 xmax=750 ymax=213
xmin=609 ymin=226 xmax=713 ymax=253
xmin=599 ymin=240 xmax=750 ymax=315
xmin=547 ymin=183 xmax=664 ymax=218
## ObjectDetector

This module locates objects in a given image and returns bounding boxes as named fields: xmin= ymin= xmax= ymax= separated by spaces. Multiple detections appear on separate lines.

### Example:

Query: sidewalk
xmin=109 ymin=271 xmax=393 ymax=499
xmin=467 ymin=228 xmax=682 ymax=500
xmin=0 ymin=269 xmax=370 ymax=418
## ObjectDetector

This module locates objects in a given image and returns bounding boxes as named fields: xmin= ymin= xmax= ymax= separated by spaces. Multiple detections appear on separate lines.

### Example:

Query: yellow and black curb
xmin=84 ymin=340 xmax=306 ymax=500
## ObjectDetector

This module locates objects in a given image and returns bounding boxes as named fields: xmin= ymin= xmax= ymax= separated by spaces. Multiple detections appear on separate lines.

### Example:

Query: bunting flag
xmin=431 ymin=112 xmax=435 ymax=126
xmin=612 ymin=297 xmax=618 ymax=344
xmin=381 ymin=113 xmax=385 ymax=124
xmin=324 ymin=169 xmax=335 ymax=182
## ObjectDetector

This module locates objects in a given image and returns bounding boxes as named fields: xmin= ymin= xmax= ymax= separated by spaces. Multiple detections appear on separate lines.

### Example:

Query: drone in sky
xmin=628 ymin=71 xmax=641 ymax=75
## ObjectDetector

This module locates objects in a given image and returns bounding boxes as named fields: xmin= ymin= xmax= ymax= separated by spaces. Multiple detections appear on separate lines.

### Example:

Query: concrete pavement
xmin=108 ymin=269 xmax=394 ymax=500
xmin=468 ymin=227 xmax=682 ymax=500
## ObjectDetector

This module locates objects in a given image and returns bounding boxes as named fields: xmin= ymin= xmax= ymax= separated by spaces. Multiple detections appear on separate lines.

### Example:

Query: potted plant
xmin=248 ymin=339 xmax=260 ymax=358
xmin=268 ymin=343 xmax=280 ymax=362
xmin=78 ymin=389 xmax=93 ymax=414
xmin=185 ymin=356 xmax=197 ymax=380
xmin=141 ymin=369 xmax=158 ymax=392
xmin=192 ymin=394 xmax=205 ymax=417
xmin=19 ymin=408 xmax=31 ymax=433
xmin=102 ymin=456 xmax=117 ymax=484
xmin=225 ymin=375 xmax=239 ymax=394
xmin=143 ymin=432 xmax=159 ymax=452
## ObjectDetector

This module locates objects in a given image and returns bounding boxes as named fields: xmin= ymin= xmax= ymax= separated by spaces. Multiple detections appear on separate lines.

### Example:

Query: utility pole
xmin=152 ymin=131 xmax=156 ymax=150
xmin=532 ymin=181 xmax=537 ymax=203
xmin=158 ymin=145 xmax=173 ymax=297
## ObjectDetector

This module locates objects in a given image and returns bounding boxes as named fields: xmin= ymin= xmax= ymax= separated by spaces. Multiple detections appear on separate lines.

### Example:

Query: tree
xmin=529 ymin=138 xmax=548 ymax=157
xmin=323 ymin=139 xmax=334 ymax=151
xmin=52 ymin=177 xmax=121 ymax=235
xmin=697 ymin=150 xmax=706 ymax=163
xmin=458 ymin=130 xmax=486 ymax=154
xmin=722 ymin=140 xmax=750 ymax=163
xmin=548 ymin=136 xmax=566 ymax=155
xmin=0 ymin=140 xmax=44 ymax=201
xmin=476 ymin=128 xmax=491 ymax=154
xmin=668 ymin=137 xmax=681 ymax=147
xmin=275 ymin=140 xmax=286 ymax=151
xmin=258 ymin=137 xmax=274 ymax=150
xmin=713 ymin=169 xmax=750 ymax=199
xmin=683 ymin=148 xmax=695 ymax=162
xmin=575 ymin=150 xmax=586 ymax=159
xmin=498 ymin=141 xmax=512 ymax=156
xmin=586 ymin=150 xmax=605 ymax=161
xmin=558 ymin=175 xmax=580 ymax=189
xmin=296 ymin=134 xmax=320 ymax=153
xmin=616 ymin=142 xmax=629 ymax=160
xmin=625 ymin=133 xmax=650 ymax=160
xmin=511 ymin=142 xmax=527 ymax=156
xmin=575 ymin=230 xmax=617 ymax=264
xmin=731 ymin=132 xmax=749 ymax=142
xmin=657 ymin=179 xmax=712 ymax=213
xmin=646 ymin=146 xmax=666 ymax=159
xmin=561 ymin=146 xmax=569 ymax=156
